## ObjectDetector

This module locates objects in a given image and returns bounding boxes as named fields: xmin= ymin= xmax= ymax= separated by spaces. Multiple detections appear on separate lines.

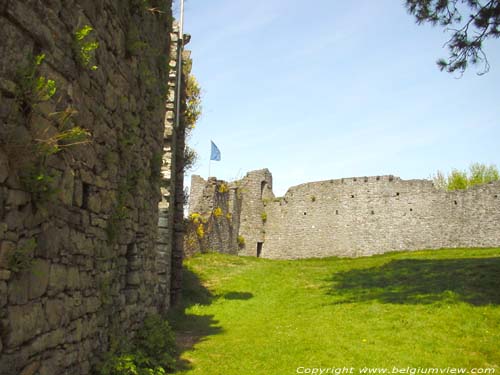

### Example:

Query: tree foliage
xmin=183 ymin=57 xmax=202 ymax=173
xmin=432 ymin=163 xmax=499 ymax=190
xmin=405 ymin=0 xmax=500 ymax=74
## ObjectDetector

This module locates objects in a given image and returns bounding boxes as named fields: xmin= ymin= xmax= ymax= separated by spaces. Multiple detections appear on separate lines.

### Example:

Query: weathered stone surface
xmin=73 ymin=179 xmax=83 ymax=207
xmin=0 ymin=269 xmax=11 ymax=281
xmin=0 ymin=149 xmax=9 ymax=183
xmin=6 ymin=302 xmax=48 ymax=347
xmin=37 ymin=225 xmax=67 ymax=258
xmin=19 ymin=361 xmax=40 ymax=375
xmin=0 ymin=5 xmax=184 ymax=375
xmin=0 ymin=241 xmax=15 ymax=269
xmin=59 ymin=168 xmax=75 ymax=206
xmin=31 ymin=328 xmax=66 ymax=352
xmin=189 ymin=170 xmax=500 ymax=259
xmin=48 ymin=263 xmax=68 ymax=294
xmin=8 ymin=272 xmax=29 ymax=305
xmin=6 ymin=189 xmax=30 ymax=206
xmin=67 ymin=267 xmax=80 ymax=290
xmin=29 ymin=259 xmax=51 ymax=299
xmin=0 ymin=280 xmax=7 ymax=307
xmin=45 ymin=298 xmax=68 ymax=329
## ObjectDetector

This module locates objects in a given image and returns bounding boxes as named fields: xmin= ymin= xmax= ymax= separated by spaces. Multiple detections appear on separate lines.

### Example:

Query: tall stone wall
xmin=0 ymin=1 xmax=185 ymax=374
xmin=188 ymin=170 xmax=500 ymax=259
xmin=263 ymin=175 xmax=500 ymax=259
xmin=186 ymin=176 xmax=241 ymax=256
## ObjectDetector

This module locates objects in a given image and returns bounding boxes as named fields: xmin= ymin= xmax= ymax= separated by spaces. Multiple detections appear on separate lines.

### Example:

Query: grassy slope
xmin=169 ymin=248 xmax=500 ymax=374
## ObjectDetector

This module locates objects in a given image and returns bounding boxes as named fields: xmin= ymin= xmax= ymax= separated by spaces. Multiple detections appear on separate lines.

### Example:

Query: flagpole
xmin=208 ymin=159 xmax=211 ymax=178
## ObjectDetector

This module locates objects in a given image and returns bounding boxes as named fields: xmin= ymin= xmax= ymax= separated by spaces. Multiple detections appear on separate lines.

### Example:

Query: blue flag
xmin=210 ymin=141 xmax=221 ymax=161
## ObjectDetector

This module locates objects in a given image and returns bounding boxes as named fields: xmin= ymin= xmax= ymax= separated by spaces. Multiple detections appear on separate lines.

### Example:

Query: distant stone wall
xmin=0 ymin=1 xmax=185 ymax=374
xmin=186 ymin=177 xmax=241 ymax=256
xmin=188 ymin=171 xmax=500 ymax=259
xmin=263 ymin=176 xmax=500 ymax=259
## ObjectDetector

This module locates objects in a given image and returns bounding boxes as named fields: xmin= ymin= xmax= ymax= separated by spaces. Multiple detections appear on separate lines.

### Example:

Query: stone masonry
xmin=0 ymin=1 xmax=187 ymax=374
xmin=188 ymin=169 xmax=500 ymax=259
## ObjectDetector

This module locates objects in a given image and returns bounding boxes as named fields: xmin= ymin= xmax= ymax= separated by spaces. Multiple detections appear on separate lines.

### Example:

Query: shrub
xmin=237 ymin=235 xmax=245 ymax=249
xmin=99 ymin=315 xmax=176 ymax=375
xmin=432 ymin=163 xmax=499 ymax=191
xmin=261 ymin=212 xmax=267 ymax=223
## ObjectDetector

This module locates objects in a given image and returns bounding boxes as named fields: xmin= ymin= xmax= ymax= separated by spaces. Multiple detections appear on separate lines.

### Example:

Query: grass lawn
xmin=168 ymin=248 xmax=500 ymax=375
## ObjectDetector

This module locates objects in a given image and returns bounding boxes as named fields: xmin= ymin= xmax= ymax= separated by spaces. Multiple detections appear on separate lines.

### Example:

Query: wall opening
xmin=256 ymin=242 xmax=263 ymax=258
xmin=260 ymin=181 xmax=267 ymax=198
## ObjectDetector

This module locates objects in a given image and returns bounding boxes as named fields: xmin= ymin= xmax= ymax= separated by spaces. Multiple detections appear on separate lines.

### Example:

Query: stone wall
xmin=186 ymin=176 xmax=241 ymax=256
xmin=188 ymin=170 xmax=500 ymax=259
xmin=0 ymin=1 xmax=185 ymax=374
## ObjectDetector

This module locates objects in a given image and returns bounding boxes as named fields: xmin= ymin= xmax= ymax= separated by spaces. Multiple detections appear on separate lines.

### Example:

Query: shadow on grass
xmin=223 ymin=291 xmax=253 ymax=300
xmin=328 ymin=257 xmax=500 ymax=305
xmin=168 ymin=266 xmax=253 ymax=372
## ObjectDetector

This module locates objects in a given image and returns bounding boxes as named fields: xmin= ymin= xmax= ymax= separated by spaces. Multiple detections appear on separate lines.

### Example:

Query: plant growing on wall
xmin=5 ymin=54 xmax=91 ymax=206
xmin=74 ymin=25 xmax=99 ymax=70
xmin=213 ymin=207 xmax=223 ymax=218
xmin=14 ymin=53 xmax=56 ymax=115
xmin=8 ymin=239 xmax=37 ymax=274
xmin=237 ymin=235 xmax=245 ymax=249
xmin=261 ymin=212 xmax=267 ymax=223
xmin=218 ymin=183 xmax=229 ymax=194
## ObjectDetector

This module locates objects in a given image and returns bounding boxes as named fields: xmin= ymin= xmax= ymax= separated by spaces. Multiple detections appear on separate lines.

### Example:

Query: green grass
xmin=169 ymin=248 xmax=500 ymax=375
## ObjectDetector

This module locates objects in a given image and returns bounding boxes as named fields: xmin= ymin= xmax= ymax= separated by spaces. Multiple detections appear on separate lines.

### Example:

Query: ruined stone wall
xmin=0 ymin=1 xmax=183 ymax=374
xmin=186 ymin=176 xmax=242 ymax=256
xmin=264 ymin=176 xmax=500 ymax=259
xmin=188 ymin=171 xmax=500 ymax=259
xmin=236 ymin=169 xmax=273 ymax=256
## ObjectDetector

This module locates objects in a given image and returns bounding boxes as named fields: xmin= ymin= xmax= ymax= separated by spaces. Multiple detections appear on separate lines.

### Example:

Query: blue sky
xmin=177 ymin=0 xmax=500 ymax=196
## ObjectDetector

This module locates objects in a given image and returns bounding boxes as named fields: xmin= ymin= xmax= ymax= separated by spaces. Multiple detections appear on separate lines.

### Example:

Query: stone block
xmin=87 ymin=192 xmax=102 ymax=213
xmin=6 ymin=189 xmax=30 ymax=207
xmin=28 ymin=259 xmax=51 ymax=299
xmin=48 ymin=263 xmax=68 ymax=294
xmin=0 ymin=150 xmax=9 ymax=183
xmin=31 ymin=328 xmax=66 ymax=352
xmin=37 ymin=225 xmax=66 ymax=258
xmin=73 ymin=179 xmax=83 ymax=207
xmin=6 ymin=302 xmax=48 ymax=347
xmin=8 ymin=272 xmax=29 ymax=305
xmin=67 ymin=267 xmax=80 ymax=290
xmin=58 ymin=168 xmax=75 ymax=206
xmin=0 ymin=281 xmax=7 ymax=307
xmin=19 ymin=361 xmax=40 ymax=375
xmin=0 ymin=241 xmax=15 ymax=269
xmin=0 ymin=270 xmax=12 ymax=280
xmin=45 ymin=298 xmax=68 ymax=329
xmin=84 ymin=296 xmax=101 ymax=314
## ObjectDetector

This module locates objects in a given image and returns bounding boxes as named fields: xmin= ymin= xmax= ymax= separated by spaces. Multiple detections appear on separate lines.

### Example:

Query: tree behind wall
xmin=432 ymin=163 xmax=499 ymax=190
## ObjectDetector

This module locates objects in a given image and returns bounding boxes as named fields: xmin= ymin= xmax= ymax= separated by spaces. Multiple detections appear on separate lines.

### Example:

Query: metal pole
xmin=175 ymin=0 xmax=185 ymax=129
